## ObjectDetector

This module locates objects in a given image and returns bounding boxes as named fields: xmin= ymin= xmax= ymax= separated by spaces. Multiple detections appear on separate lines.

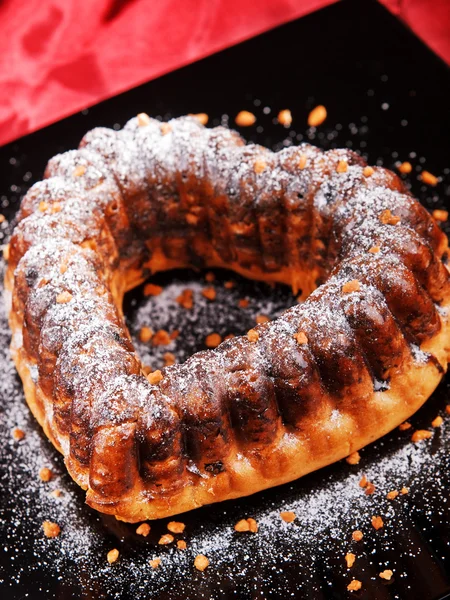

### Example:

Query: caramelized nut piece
xmin=177 ymin=540 xmax=187 ymax=550
xmin=365 ymin=482 xmax=376 ymax=496
xmin=346 ymin=451 xmax=360 ymax=465
xmin=363 ymin=166 xmax=374 ymax=177
xmin=39 ymin=200 xmax=49 ymax=212
xmin=371 ymin=516 xmax=384 ymax=530
xmin=345 ymin=553 xmax=356 ymax=568
xmin=379 ymin=570 xmax=393 ymax=581
xmin=56 ymin=291 xmax=72 ymax=304
xmin=189 ymin=113 xmax=208 ymax=125
xmin=224 ymin=281 xmax=235 ymax=289
xmin=431 ymin=416 xmax=443 ymax=428
xmin=280 ymin=511 xmax=296 ymax=523
xmin=51 ymin=489 xmax=62 ymax=498
xmin=411 ymin=429 xmax=432 ymax=443
xmin=256 ymin=314 xmax=270 ymax=324
xmin=205 ymin=271 xmax=215 ymax=282
xmin=400 ymin=487 xmax=409 ymax=495
xmin=235 ymin=111 xmax=256 ymax=127
xmin=136 ymin=523 xmax=151 ymax=537
xmin=234 ymin=518 xmax=258 ymax=533
xmin=147 ymin=370 xmax=163 ymax=385
xmin=152 ymin=330 xmax=171 ymax=346
xmin=432 ymin=209 xmax=448 ymax=222
xmin=421 ymin=170 xmax=438 ymax=186
xmin=352 ymin=530 xmax=363 ymax=542
xmin=43 ymin=521 xmax=61 ymax=538
xmin=205 ymin=333 xmax=222 ymax=348
xmin=202 ymin=287 xmax=216 ymax=301
xmin=386 ymin=490 xmax=399 ymax=500
xmin=380 ymin=209 xmax=400 ymax=225
xmin=336 ymin=160 xmax=348 ymax=173
xmin=39 ymin=467 xmax=53 ymax=482
xmin=307 ymin=105 xmax=327 ymax=127
xmin=342 ymin=280 xmax=360 ymax=294
xmin=254 ymin=158 xmax=267 ymax=174
xmin=176 ymin=289 xmax=194 ymax=309
xmin=158 ymin=534 xmax=174 ymax=545
xmin=294 ymin=331 xmax=308 ymax=345
xmin=163 ymin=352 xmax=176 ymax=366
xmin=398 ymin=421 xmax=411 ymax=431
xmin=160 ymin=123 xmax=171 ymax=135
xmin=238 ymin=298 xmax=249 ymax=308
xmin=139 ymin=326 xmax=154 ymax=343
xmin=194 ymin=554 xmax=209 ymax=571
xmin=149 ymin=557 xmax=161 ymax=569
xmin=359 ymin=475 xmax=368 ymax=488
xmin=398 ymin=161 xmax=412 ymax=174
xmin=137 ymin=113 xmax=151 ymax=127
xmin=347 ymin=580 xmax=362 ymax=592
xmin=277 ymin=109 xmax=292 ymax=127
xmin=247 ymin=329 xmax=259 ymax=343
xmin=368 ymin=245 xmax=380 ymax=254
xmin=167 ymin=521 xmax=185 ymax=534
xmin=298 ymin=154 xmax=307 ymax=170
xmin=144 ymin=283 xmax=163 ymax=296
xmin=73 ymin=165 xmax=86 ymax=177
xmin=12 ymin=428 xmax=25 ymax=441
xmin=107 ymin=548 xmax=119 ymax=564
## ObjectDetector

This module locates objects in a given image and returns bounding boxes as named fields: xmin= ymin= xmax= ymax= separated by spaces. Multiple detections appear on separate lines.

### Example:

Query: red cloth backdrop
xmin=0 ymin=0 xmax=448 ymax=146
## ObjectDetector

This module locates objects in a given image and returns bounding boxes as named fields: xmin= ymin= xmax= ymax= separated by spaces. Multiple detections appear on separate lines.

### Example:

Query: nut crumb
xmin=0 ymin=214 xmax=5 ymax=223
xmin=254 ymin=158 xmax=267 ymax=174
xmin=152 ymin=329 xmax=171 ymax=346
xmin=107 ymin=548 xmax=119 ymax=564
xmin=359 ymin=475 xmax=368 ymax=488
xmin=136 ymin=523 xmax=151 ymax=537
xmin=205 ymin=271 xmax=215 ymax=282
xmin=379 ymin=569 xmax=393 ymax=581
xmin=386 ymin=490 xmax=399 ymax=500
xmin=421 ymin=170 xmax=438 ymax=186
xmin=363 ymin=166 xmax=374 ymax=177
xmin=51 ymin=489 xmax=62 ymax=498
xmin=307 ymin=105 xmax=327 ymax=127
xmin=158 ymin=534 xmax=174 ymax=545
xmin=202 ymin=287 xmax=216 ymax=301
xmin=194 ymin=554 xmax=209 ymax=571
xmin=411 ymin=429 xmax=432 ymax=443
xmin=280 ymin=511 xmax=296 ymax=523
xmin=431 ymin=416 xmax=443 ymax=428
xmin=189 ymin=113 xmax=208 ymax=125
xmin=176 ymin=289 xmax=194 ymax=309
xmin=277 ymin=109 xmax=292 ymax=127
xmin=205 ymin=333 xmax=222 ymax=348
xmin=147 ymin=370 xmax=163 ymax=385
xmin=149 ymin=557 xmax=161 ymax=569
xmin=368 ymin=245 xmax=380 ymax=253
xmin=139 ymin=326 xmax=154 ymax=343
xmin=177 ymin=540 xmax=187 ymax=550
xmin=160 ymin=123 xmax=171 ymax=135
xmin=39 ymin=467 xmax=53 ymax=482
xmin=235 ymin=111 xmax=256 ymax=127
xmin=347 ymin=580 xmax=362 ymax=592
xmin=298 ymin=154 xmax=307 ymax=170
xmin=224 ymin=281 xmax=235 ymax=289
xmin=12 ymin=428 xmax=25 ymax=441
xmin=398 ymin=161 xmax=412 ymax=174
xmin=399 ymin=421 xmax=411 ymax=431
xmin=371 ymin=516 xmax=384 ymax=530
xmin=143 ymin=283 xmax=163 ymax=296
xmin=294 ymin=331 xmax=308 ymax=345
xmin=432 ymin=209 xmax=448 ymax=222
xmin=365 ymin=482 xmax=376 ymax=496
xmin=346 ymin=451 xmax=360 ymax=465
xmin=39 ymin=200 xmax=49 ymax=212
xmin=43 ymin=521 xmax=60 ymax=538
xmin=234 ymin=518 xmax=258 ymax=533
xmin=3 ymin=244 xmax=10 ymax=261
xmin=446 ymin=405 xmax=450 ymax=415
xmin=73 ymin=165 xmax=86 ymax=177
xmin=255 ymin=314 xmax=270 ymax=324
xmin=167 ymin=521 xmax=185 ymax=534
xmin=345 ymin=553 xmax=356 ymax=568
xmin=400 ymin=487 xmax=409 ymax=495
xmin=342 ymin=280 xmax=360 ymax=294
xmin=238 ymin=298 xmax=249 ymax=308
xmin=352 ymin=530 xmax=363 ymax=542
xmin=56 ymin=291 xmax=72 ymax=304
xmin=336 ymin=160 xmax=348 ymax=173
xmin=380 ymin=209 xmax=400 ymax=225
xmin=247 ymin=329 xmax=259 ymax=343
xmin=163 ymin=352 xmax=176 ymax=366
xmin=137 ymin=113 xmax=151 ymax=126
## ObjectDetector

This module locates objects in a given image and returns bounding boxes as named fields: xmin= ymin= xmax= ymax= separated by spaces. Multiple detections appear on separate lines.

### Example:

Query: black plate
xmin=1 ymin=1 xmax=450 ymax=598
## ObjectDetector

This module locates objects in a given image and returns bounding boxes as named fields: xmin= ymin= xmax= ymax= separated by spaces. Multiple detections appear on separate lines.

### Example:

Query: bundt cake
xmin=5 ymin=114 xmax=450 ymax=522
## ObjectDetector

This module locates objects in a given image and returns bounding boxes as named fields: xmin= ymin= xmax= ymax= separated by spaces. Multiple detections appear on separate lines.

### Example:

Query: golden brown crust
xmin=5 ymin=115 xmax=450 ymax=522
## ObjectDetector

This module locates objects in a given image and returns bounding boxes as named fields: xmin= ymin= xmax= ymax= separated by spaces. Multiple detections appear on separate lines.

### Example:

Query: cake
xmin=5 ymin=114 xmax=450 ymax=522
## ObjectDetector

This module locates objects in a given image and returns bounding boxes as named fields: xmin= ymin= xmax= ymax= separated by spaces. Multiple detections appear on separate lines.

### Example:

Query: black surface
xmin=1 ymin=0 xmax=450 ymax=598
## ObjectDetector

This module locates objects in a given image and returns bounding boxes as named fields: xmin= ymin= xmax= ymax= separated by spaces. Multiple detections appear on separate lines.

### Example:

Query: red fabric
xmin=0 ymin=0 xmax=448 ymax=147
